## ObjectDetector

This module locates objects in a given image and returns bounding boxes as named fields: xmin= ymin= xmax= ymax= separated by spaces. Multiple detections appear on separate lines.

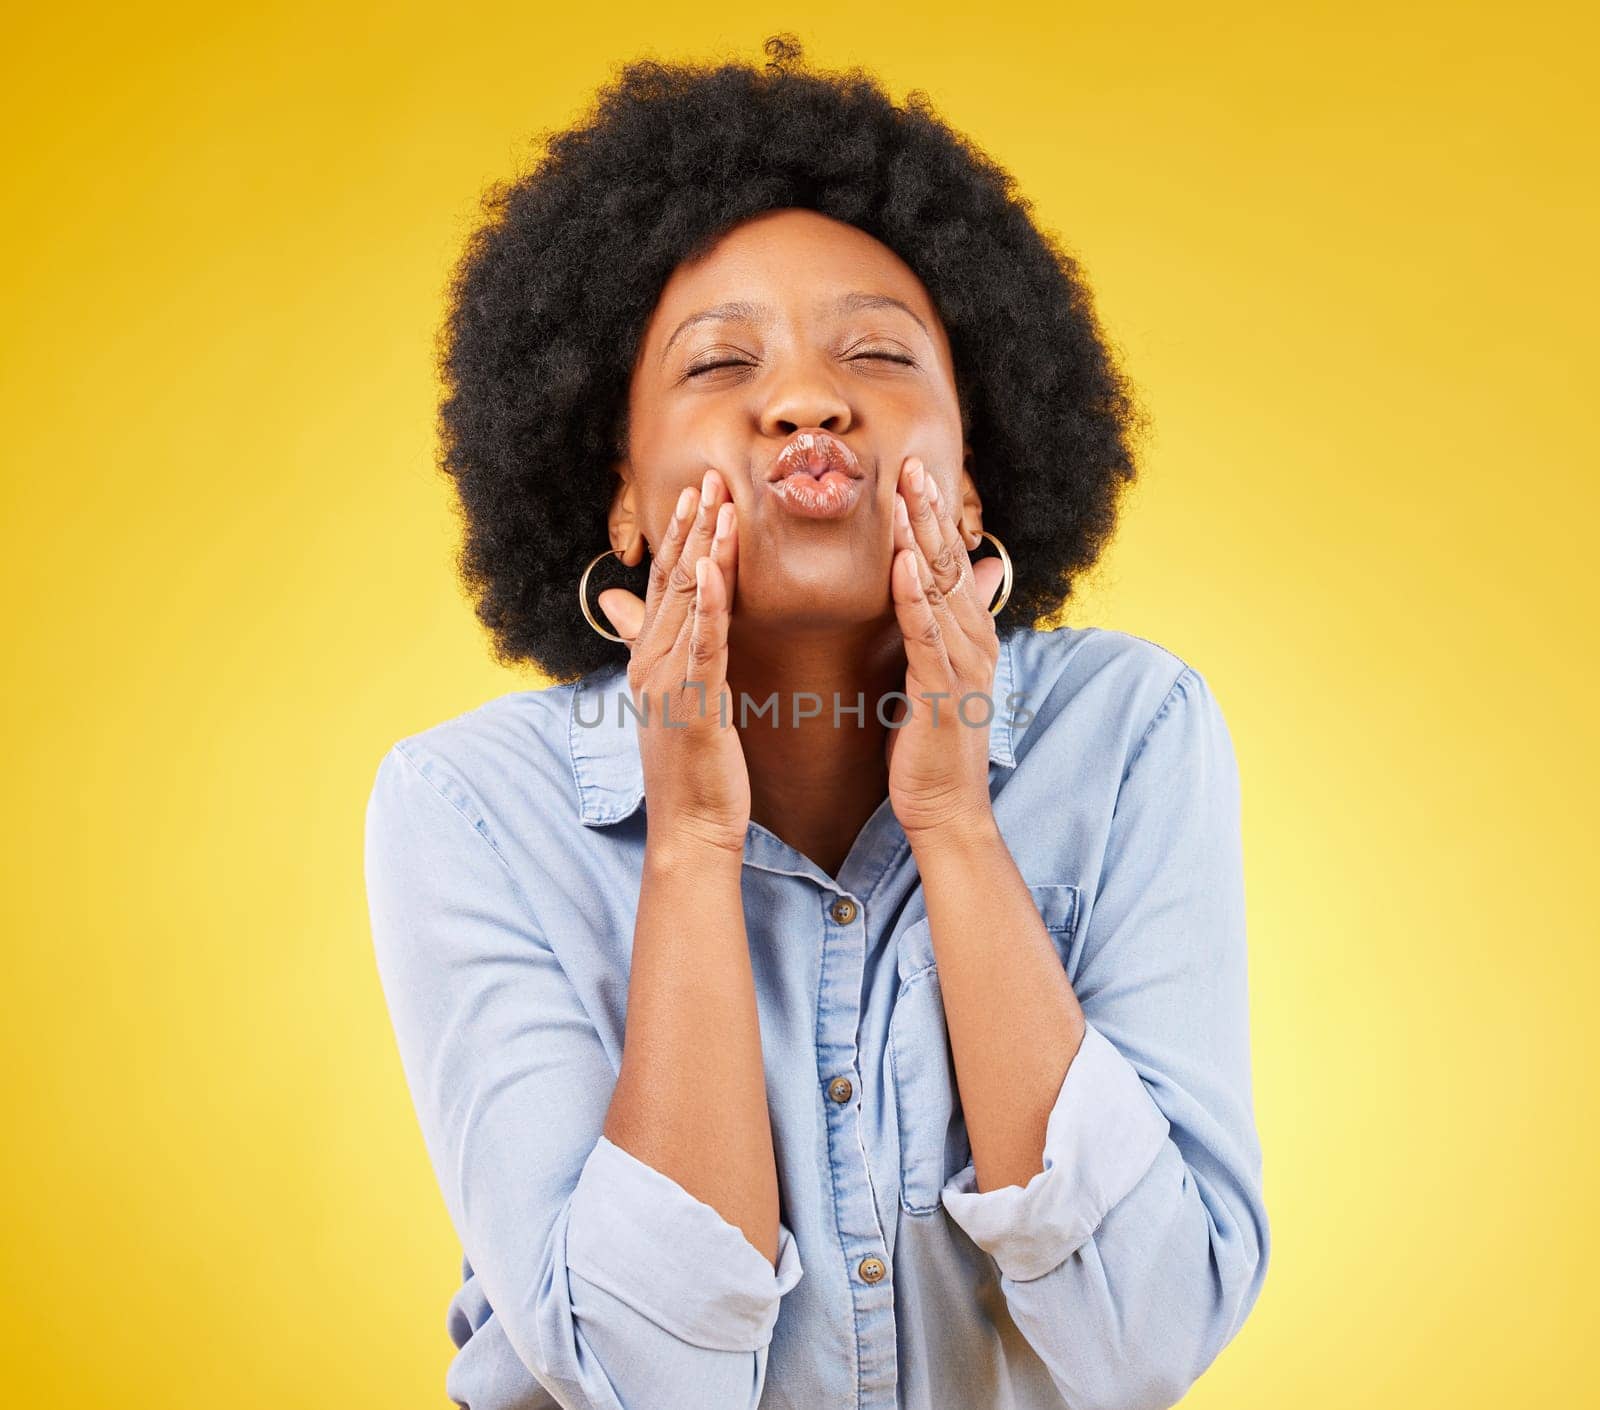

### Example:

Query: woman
xmin=365 ymin=35 xmax=1270 ymax=1410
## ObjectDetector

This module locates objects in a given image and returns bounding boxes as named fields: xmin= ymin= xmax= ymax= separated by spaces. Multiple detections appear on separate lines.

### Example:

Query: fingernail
xmin=675 ymin=486 xmax=695 ymax=522
xmin=701 ymin=470 xmax=716 ymax=507
xmin=927 ymin=476 xmax=941 ymax=502
xmin=714 ymin=503 xmax=732 ymax=540
xmin=908 ymin=460 xmax=924 ymax=493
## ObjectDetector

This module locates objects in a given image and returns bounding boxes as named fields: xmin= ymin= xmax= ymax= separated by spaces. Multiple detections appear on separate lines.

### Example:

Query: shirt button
xmin=828 ymin=1076 xmax=853 ymax=1104
xmin=830 ymin=897 xmax=858 ymax=925
xmin=858 ymin=1255 xmax=886 ymax=1284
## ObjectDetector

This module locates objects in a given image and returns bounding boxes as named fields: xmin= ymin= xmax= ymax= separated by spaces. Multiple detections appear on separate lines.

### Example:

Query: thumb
xmin=971 ymin=555 xmax=1006 ymax=615
xmin=597 ymin=587 xmax=646 ymax=645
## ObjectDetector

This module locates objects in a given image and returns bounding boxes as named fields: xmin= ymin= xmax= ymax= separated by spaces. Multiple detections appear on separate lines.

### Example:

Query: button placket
xmin=813 ymin=875 xmax=895 ymax=1403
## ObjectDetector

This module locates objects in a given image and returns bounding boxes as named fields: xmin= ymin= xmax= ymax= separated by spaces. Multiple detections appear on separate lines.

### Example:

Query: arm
xmin=364 ymin=743 xmax=801 ymax=1410
xmin=909 ymin=666 xmax=1270 ymax=1410
xmin=603 ymin=832 xmax=783 ymax=1268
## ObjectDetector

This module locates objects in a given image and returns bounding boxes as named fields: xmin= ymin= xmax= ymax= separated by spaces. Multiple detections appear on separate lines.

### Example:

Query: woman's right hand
xmin=599 ymin=469 xmax=750 ymax=856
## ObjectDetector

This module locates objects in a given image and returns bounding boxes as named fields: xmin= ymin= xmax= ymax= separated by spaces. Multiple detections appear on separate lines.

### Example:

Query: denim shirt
xmin=363 ymin=624 xmax=1271 ymax=1410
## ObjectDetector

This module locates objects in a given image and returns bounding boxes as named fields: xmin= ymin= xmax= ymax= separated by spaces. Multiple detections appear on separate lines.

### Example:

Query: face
xmin=608 ymin=207 xmax=984 ymax=628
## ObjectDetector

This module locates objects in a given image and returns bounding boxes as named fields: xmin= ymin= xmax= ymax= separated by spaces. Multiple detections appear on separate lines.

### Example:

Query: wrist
xmin=903 ymin=801 xmax=1001 ymax=858
xmin=645 ymin=823 xmax=749 ymax=874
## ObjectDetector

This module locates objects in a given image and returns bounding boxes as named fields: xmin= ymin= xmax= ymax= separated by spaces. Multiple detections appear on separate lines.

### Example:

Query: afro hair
xmin=436 ymin=33 xmax=1148 ymax=683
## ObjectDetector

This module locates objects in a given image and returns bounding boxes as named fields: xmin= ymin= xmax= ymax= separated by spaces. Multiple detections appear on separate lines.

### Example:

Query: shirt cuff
xmin=940 ymin=1020 xmax=1171 ymax=1282
xmin=565 ymin=1134 xmax=804 ymax=1352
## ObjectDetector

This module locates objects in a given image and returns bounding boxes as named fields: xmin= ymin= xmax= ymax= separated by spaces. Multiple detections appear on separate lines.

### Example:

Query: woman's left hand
xmin=886 ymin=455 xmax=1009 ymax=841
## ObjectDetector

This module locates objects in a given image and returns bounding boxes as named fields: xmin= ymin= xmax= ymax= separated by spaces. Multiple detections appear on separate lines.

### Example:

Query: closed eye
xmin=685 ymin=350 xmax=919 ymax=378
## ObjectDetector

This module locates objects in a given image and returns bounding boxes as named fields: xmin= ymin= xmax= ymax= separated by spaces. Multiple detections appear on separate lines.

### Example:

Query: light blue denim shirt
xmin=363 ymin=624 xmax=1270 ymax=1410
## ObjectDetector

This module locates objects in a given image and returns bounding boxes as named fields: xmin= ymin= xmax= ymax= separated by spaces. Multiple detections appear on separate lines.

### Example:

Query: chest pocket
xmin=888 ymin=881 xmax=1082 ymax=1215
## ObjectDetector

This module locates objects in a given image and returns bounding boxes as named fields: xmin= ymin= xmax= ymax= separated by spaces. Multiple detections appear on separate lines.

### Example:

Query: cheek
xmin=623 ymin=428 xmax=692 ymax=543
xmin=623 ymin=473 xmax=682 ymax=556
xmin=879 ymin=407 xmax=963 ymax=495
xmin=635 ymin=402 xmax=729 ymax=484
xmin=884 ymin=379 xmax=962 ymax=445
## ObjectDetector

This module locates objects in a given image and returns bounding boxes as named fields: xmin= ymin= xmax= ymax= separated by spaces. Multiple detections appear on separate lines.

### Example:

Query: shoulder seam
xmin=380 ymin=741 xmax=566 ymax=956
xmin=1098 ymin=626 xmax=1193 ymax=676
xmin=1119 ymin=664 xmax=1197 ymax=788
xmin=389 ymin=740 xmax=515 ymax=874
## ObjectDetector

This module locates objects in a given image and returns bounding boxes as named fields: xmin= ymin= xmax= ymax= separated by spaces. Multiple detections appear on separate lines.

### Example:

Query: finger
xmin=889 ymin=528 xmax=953 ymax=698
xmin=709 ymin=498 xmax=738 ymax=617
xmin=894 ymin=487 xmax=955 ymax=639
xmin=636 ymin=482 xmax=701 ymax=656
xmin=686 ymin=553 xmax=731 ymax=704
xmin=648 ymin=469 xmax=727 ymax=657
xmin=904 ymin=460 xmax=999 ymax=670
xmin=922 ymin=471 xmax=987 ymax=631
xmin=672 ymin=498 xmax=738 ymax=669
xmin=970 ymin=554 xmax=1006 ymax=619
xmin=901 ymin=458 xmax=966 ymax=603
xmin=643 ymin=483 xmax=700 ymax=628
xmin=894 ymin=486 xmax=999 ymax=705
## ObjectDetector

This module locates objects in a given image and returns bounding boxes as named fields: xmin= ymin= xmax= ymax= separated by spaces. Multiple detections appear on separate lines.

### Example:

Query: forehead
xmin=641 ymin=208 xmax=942 ymax=345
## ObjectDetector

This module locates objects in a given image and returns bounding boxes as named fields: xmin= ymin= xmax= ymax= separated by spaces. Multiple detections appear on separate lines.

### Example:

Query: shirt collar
xmin=568 ymin=628 xmax=1021 ymax=828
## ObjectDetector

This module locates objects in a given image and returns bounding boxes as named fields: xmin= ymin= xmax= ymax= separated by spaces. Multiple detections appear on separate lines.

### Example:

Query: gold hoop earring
xmin=975 ymin=530 xmax=1013 ymax=616
xmin=579 ymin=546 xmax=628 ymax=643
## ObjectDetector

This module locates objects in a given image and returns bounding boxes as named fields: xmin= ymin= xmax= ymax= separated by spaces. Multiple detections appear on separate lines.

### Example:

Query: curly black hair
xmin=436 ymin=34 xmax=1148 ymax=684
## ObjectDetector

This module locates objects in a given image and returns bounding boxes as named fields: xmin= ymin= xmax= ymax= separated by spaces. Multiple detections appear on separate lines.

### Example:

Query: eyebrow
xmin=659 ymin=291 xmax=931 ymax=364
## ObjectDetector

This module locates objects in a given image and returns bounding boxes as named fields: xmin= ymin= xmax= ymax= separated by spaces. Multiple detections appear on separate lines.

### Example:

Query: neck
xmin=724 ymin=620 xmax=907 ymax=879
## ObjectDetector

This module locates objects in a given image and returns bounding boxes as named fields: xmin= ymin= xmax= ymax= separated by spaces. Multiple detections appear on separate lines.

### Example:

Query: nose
xmin=758 ymin=355 xmax=853 ymax=439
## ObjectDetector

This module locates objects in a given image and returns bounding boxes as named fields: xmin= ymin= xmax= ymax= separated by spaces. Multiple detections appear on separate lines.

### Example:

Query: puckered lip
xmin=765 ymin=430 xmax=865 ymax=483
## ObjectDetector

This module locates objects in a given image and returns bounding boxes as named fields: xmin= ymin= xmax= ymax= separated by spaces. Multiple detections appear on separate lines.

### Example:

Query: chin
xmin=731 ymin=577 xmax=891 ymax=626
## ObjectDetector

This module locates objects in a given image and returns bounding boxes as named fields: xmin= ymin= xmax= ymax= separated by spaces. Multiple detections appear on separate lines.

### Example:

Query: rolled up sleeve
xmin=568 ymin=1134 xmax=803 ymax=1351
xmin=364 ymin=742 xmax=802 ymax=1410
xmin=940 ymin=1019 xmax=1171 ymax=1282
xmin=941 ymin=666 xmax=1271 ymax=1410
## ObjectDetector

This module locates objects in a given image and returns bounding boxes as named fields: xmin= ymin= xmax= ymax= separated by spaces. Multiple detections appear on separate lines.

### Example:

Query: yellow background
xmin=4 ymin=2 xmax=1594 ymax=1404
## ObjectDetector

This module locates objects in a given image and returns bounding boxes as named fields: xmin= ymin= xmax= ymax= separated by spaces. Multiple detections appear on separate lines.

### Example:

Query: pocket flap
xmin=894 ymin=881 xmax=1081 ymax=982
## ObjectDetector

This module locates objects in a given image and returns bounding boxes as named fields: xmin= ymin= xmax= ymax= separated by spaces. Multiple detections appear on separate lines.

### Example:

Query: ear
xmin=608 ymin=458 xmax=648 ymax=567
xmin=956 ymin=446 xmax=984 ymax=552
